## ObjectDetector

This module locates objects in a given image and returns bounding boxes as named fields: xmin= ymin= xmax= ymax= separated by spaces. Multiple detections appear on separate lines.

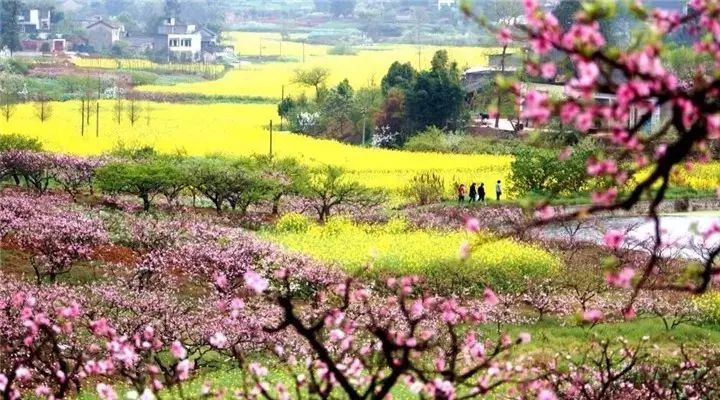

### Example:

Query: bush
xmin=0 ymin=134 xmax=43 ymax=152
xmin=509 ymin=145 xmax=592 ymax=197
xmin=694 ymin=292 xmax=720 ymax=323
xmin=402 ymin=172 xmax=445 ymax=205
xmin=404 ymin=127 xmax=524 ymax=155
xmin=0 ymin=58 xmax=30 ymax=74
xmin=127 ymin=70 xmax=160 ymax=86
xmin=96 ymin=158 xmax=186 ymax=211
xmin=327 ymin=43 xmax=357 ymax=55
xmin=275 ymin=212 xmax=313 ymax=233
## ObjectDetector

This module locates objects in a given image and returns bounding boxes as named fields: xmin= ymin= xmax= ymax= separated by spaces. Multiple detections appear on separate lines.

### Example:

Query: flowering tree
xmin=464 ymin=0 xmax=720 ymax=312
xmin=0 ymin=150 xmax=55 ymax=193
xmin=208 ymin=275 xmax=547 ymax=400
xmin=14 ymin=211 xmax=107 ymax=284
xmin=52 ymin=155 xmax=102 ymax=201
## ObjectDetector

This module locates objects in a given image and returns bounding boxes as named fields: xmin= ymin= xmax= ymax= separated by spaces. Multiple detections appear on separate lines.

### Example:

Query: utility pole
xmin=80 ymin=98 xmax=85 ymax=136
xmin=361 ymin=107 xmax=367 ymax=146
xmin=96 ymin=102 xmax=99 ymax=137
xmin=362 ymin=118 xmax=366 ymax=146
xmin=96 ymin=77 xmax=101 ymax=137
xmin=415 ymin=7 xmax=421 ymax=69
xmin=269 ymin=119 xmax=273 ymax=157
xmin=302 ymin=41 xmax=305 ymax=63
xmin=280 ymin=85 xmax=285 ymax=130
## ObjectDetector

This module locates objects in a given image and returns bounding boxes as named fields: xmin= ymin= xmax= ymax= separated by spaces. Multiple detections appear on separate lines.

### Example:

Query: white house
xmin=155 ymin=18 xmax=202 ymax=61
xmin=18 ymin=9 xmax=51 ymax=33
xmin=437 ymin=0 xmax=455 ymax=10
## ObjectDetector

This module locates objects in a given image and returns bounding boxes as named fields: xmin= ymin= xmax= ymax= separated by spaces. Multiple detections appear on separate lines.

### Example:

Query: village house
xmin=18 ymin=9 xmax=51 ymax=33
xmin=154 ymin=18 xmax=202 ymax=61
xmin=522 ymin=82 xmax=670 ymax=134
xmin=86 ymin=20 xmax=124 ymax=51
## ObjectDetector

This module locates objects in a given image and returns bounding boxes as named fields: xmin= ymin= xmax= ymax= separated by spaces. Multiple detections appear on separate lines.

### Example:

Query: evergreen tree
xmin=380 ymin=62 xmax=417 ymax=96
xmin=0 ymin=0 xmax=22 ymax=53
xmin=404 ymin=50 xmax=466 ymax=133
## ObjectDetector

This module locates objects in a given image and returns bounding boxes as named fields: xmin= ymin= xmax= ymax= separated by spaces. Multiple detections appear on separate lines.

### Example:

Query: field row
xmin=134 ymin=32 xmax=505 ymax=98
xmin=3 ymin=101 xmax=511 ymax=196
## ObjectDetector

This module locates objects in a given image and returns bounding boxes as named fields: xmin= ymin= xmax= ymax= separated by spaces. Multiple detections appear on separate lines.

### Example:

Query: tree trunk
xmin=141 ymin=194 xmax=151 ymax=211
xmin=272 ymin=193 xmax=283 ymax=215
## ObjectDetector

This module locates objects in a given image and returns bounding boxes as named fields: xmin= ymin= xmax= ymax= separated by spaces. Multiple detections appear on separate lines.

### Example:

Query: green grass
xmin=75 ymin=317 xmax=720 ymax=400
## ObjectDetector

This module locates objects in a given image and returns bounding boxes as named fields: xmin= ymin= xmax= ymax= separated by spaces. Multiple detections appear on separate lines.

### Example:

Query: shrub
xmin=127 ymin=70 xmax=160 ymax=86
xmin=96 ymin=158 xmax=187 ymax=211
xmin=381 ymin=216 xmax=411 ymax=234
xmin=509 ymin=145 xmax=592 ymax=196
xmin=694 ymin=292 xmax=720 ymax=323
xmin=0 ymin=58 xmax=30 ymax=74
xmin=404 ymin=127 xmax=524 ymax=155
xmin=327 ymin=43 xmax=357 ymax=55
xmin=275 ymin=212 xmax=313 ymax=233
xmin=0 ymin=134 xmax=43 ymax=152
xmin=402 ymin=171 xmax=445 ymax=205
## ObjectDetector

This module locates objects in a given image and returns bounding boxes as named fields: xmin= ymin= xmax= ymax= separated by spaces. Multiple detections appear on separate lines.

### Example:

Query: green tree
xmin=306 ymin=165 xmax=386 ymax=222
xmin=509 ymin=146 xmax=592 ymax=196
xmin=353 ymin=86 xmax=383 ymax=144
xmin=96 ymin=158 xmax=184 ymax=211
xmin=380 ymin=62 xmax=417 ymax=96
xmin=0 ymin=73 xmax=21 ymax=122
xmin=404 ymin=50 xmax=466 ymax=133
xmin=292 ymin=67 xmax=330 ymax=102
xmin=254 ymin=155 xmax=310 ymax=215
xmin=320 ymin=79 xmax=355 ymax=139
xmin=0 ymin=0 xmax=22 ymax=53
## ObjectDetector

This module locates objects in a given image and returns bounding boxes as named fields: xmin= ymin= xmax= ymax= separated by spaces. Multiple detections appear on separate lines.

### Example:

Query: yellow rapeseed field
xmin=73 ymin=58 xmax=226 ymax=76
xmin=136 ymin=32 xmax=505 ymax=98
xmin=3 ymin=101 xmax=511 ymax=196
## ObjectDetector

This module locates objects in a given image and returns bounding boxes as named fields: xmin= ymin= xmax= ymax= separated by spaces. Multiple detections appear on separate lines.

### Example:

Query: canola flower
xmin=136 ymin=32 xmax=507 ymax=98
xmin=672 ymin=163 xmax=720 ymax=191
xmin=2 ymin=101 xmax=511 ymax=197
xmin=73 ymin=57 xmax=225 ymax=76
xmin=264 ymin=215 xmax=561 ymax=293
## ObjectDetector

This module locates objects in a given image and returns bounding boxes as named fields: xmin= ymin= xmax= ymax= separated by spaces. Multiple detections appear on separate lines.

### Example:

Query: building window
xmin=181 ymin=39 xmax=192 ymax=47
xmin=169 ymin=39 xmax=179 ymax=47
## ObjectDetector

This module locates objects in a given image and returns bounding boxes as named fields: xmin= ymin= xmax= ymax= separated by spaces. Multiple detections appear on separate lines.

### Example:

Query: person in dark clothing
xmin=495 ymin=180 xmax=502 ymax=201
xmin=478 ymin=183 xmax=486 ymax=204
xmin=458 ymin=184 xmax=466 ymax=203
xmin=468 ymin=183 xmax=477 ymax=202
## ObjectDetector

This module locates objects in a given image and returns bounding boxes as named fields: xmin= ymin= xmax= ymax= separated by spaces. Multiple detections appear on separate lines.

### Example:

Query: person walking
xmin=458 ymin=184 xmax=466 ymax=203
xmin=495 ymin=180 xmax=502 ymax=201
xmin=478 ymin=183 xmax=486 ymax=204
xmin=468 ymin=183 xmax=477 ymax=203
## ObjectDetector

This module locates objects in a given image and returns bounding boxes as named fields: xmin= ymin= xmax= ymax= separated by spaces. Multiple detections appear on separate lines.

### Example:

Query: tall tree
xmin=0 ymin=0 xmax=22 ymax=53
xmin=292 ymin=67 xmax=330 ymax=102
xmin=380 ymin=62 xmax=417 ymax=96
xmin=404 ymin=50 xmax=466 ymax=133
xmin=320 ymin=79 xmax=355 ymax=139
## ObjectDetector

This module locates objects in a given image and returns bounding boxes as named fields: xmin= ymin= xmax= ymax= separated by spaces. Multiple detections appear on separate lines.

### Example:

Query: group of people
xmin=457 ymin=180 xmax=502 ymax=203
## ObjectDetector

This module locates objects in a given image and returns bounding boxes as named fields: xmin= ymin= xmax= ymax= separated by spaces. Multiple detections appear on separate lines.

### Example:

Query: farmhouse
xmin=522 ymin=82 xmax=670 ymax=134
xmin=154 ymin=18 xmax=203 ymax=61
xmin=17 ymin=9 xmax=51 ymax=33
xmin=86 ymin=20 xmax=124 ymax=51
